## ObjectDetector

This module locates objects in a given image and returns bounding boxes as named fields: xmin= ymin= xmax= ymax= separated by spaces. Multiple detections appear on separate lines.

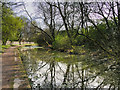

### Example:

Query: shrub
xmin=52 ymin=34 xmax=72 ymax=51
xmin=35 ymin=33 xmax=52 ymax=46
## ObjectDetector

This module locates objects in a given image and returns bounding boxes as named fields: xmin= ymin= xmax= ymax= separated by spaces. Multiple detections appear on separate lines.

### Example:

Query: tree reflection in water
xmin=20 ymin=47 xmax=120 ymax=89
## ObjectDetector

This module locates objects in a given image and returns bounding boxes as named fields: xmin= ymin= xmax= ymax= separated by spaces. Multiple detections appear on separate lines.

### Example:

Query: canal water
xmin=20 ymin=46 xmax=120 ymax=89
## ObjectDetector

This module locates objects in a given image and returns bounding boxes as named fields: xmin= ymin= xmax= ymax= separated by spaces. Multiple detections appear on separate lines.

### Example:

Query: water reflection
xmin=20 ymin=47 xmax=120 ymax=89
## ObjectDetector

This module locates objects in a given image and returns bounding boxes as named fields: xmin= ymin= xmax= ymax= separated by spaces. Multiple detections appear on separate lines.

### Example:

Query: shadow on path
xmin=2 ymin=46 xmax=31 ymax=89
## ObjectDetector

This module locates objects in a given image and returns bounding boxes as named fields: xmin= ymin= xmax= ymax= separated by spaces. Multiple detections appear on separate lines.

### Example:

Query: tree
xmin=2 ymin=3 xmax=24 ymax=45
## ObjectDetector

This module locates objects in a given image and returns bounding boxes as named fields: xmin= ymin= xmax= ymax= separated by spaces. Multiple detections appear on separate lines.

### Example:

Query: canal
xmin=19 ymin=46 xmax=120 ymax=89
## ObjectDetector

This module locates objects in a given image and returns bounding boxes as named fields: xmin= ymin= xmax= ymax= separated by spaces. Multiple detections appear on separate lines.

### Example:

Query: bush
xmin=72 ymin=45 xmax=85 ymax=54
xmin=35 ymin=33 xmax=52 ymax=46
xmin=52 ymin=34 xmax=72 ymax=51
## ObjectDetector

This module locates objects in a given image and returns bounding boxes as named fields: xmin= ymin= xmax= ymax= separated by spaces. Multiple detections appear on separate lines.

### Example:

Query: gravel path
xmin=2 ymin=46 xmax=31 ymax=89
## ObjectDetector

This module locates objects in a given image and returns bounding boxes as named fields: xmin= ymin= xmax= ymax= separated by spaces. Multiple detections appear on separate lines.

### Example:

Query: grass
xmin=17 ymin=48 xmax=32 ymax=88
xmin=0 ymin=45 xmax=11 ymax=54
xmin=12 ymin=43 xmax=38 ymax=46
xmin=0 ymin=43 xmax=38 ymax=55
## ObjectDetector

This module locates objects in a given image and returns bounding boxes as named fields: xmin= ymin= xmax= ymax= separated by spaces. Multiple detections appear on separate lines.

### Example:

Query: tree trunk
xmin=117 ymin=2 xmax=120 ymax=29
xmin=50 ymin=4 xmax=55 ymax=42
xmin=117 ymin=2 xmax=120 ymax=47
xmin=58 ymin=2 xmax=73 ymax=45
xmin=2 ymin=39 xmax=8 ymax=45
xmin=2 ymin=41 xmax=6 ymax=45
xmin=10 ymin=41 xmax=13 ymax=45
xmin=19 ymin=40 xmax=21 ymax=45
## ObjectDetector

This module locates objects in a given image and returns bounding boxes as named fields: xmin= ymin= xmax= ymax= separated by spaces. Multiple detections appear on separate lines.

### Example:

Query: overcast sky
xmin=9 ymin=1 xmax=119 ymax=30
xmin=9 ymin=0 xmax=119 ymax=2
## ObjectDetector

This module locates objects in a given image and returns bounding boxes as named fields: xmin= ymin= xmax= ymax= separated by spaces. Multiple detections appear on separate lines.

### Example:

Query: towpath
xmin=2 ymin=46 xmax=31 ymax=89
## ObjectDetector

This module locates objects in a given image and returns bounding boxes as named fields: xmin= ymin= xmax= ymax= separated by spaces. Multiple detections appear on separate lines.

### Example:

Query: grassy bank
xmin=0 ymin=43 xmax=38 ymax=55
xmin=0 ymin=45 xmax=11 ymax=54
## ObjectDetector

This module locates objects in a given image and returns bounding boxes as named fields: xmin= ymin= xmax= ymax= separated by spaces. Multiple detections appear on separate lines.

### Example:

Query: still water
xmin=20 ymin=46 xmax=120 ymax=89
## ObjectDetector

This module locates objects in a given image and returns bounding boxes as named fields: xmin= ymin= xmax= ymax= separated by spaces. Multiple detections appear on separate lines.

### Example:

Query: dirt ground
xmin=2 ymin=46 xmax=31 ymax=89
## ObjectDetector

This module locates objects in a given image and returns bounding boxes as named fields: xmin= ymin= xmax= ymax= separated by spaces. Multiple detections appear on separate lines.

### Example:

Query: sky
xmin=12 ymin=2 xmax=35 ymax=17
xmin=7 ymin=1 xmax=119 ymax=30
xmin=11 ymin=2 xmax=43 ymax=24
xmin=8 ymin=0 xmax=120 ymax=2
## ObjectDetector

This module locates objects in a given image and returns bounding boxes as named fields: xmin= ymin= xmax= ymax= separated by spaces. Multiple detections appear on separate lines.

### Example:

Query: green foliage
xmin=52 ymin=29 xmax=87 ymax=51
xmin=71 ymin=45 xmax=85 ymax=54
xmin=84 ymin=20 xmax=116 ymax=50
xmin=35 ymin=31 xmax=52 ymax=46
xmin=0 ymin=45 xmax=11 ymax=54
xmin=50 ymin=19 xmax=118 ymax=52
xmin=52 ymin=34 xmax=72 ymax=51
xmin=2 ymin=5 xmax=24 ymax=45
